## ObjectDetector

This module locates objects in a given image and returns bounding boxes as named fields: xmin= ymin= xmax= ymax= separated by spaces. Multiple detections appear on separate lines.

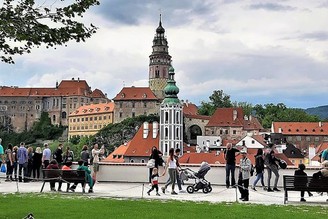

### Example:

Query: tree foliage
xmin=0 ymin=112 xmax=65 ymax=145
xmin=198 ymin=90 xmax=233 ymax=116
xmin=0 ymin=0 xmax=100 ymax=63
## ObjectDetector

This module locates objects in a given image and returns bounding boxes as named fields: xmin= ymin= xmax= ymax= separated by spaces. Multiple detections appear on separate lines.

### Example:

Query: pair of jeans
xmin=253 ymin=172 xmax=265 ymax=187
xmin=226 ymin=164 xmax=236 ymax=187
xmin=165 ymin=170 xmax=182 ymax=190
xmin=18 ymin=162 xmax=28 ymax=182
xmin=267 ymin=165 xmax=279 ymax=188
xmin=164 ymin=169 xmax=176 ymax=192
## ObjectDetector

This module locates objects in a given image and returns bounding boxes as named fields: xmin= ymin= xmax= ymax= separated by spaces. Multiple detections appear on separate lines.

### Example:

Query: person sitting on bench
xmin=294 ymin=163 xmax=313 ymax=202
xmin=69 ymin=160 xmax=94 ymax=193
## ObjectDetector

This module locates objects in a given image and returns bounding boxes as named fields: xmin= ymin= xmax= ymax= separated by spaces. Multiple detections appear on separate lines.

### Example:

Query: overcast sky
xmin=1 ymin=0 xmax=328 ymax=109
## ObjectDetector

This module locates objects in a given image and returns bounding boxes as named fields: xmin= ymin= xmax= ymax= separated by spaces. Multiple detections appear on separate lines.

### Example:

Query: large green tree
xmin=198 ymin=90 xmax=233 ymax=116
xmin=0 ymin=0 xmax=99 ymax=63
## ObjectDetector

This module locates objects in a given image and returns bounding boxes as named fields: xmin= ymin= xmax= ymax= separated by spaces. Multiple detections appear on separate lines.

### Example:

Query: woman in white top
xmin=161 ymin=148 xmax=178 ymax=195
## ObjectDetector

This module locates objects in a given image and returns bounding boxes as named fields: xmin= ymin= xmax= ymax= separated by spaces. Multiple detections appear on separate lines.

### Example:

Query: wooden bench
xmin=40 ymin=169 xmax=86 ymax=193
xmin=283 ymin=175 xmax=328 ymax=204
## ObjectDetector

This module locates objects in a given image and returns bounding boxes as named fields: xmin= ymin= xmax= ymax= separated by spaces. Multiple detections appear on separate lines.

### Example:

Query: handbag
xmin=1 ymin=163 xmax=6 ymax=173
xmin=146 ymin=159 xmax=155 ymax=168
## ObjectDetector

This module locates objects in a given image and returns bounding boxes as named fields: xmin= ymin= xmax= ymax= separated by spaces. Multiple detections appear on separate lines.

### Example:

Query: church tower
xmin=149 ymin=14 xmax=172 ymax=101
xmin=159 ymin=65 xmax=183 ymax=156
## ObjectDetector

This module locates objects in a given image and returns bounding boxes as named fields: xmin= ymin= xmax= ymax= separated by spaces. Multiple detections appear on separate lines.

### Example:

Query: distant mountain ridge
xmin=305 ymin=105 xmax=328 ymax=120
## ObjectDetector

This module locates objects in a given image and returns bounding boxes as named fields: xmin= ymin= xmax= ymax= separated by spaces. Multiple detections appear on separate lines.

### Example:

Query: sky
xmin=1 ymin=0 xmax=328 ymax=109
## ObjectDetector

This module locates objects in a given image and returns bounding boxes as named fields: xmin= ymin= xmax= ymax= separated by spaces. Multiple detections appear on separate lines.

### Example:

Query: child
xmin=147 ymin=167 xmax=160 ymax=196
xmin=294 ymin=163 xmax=313 ymax=202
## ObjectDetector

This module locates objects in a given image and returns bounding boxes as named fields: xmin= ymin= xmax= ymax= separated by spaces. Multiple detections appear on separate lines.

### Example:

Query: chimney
xmin=152 ymin=122 xmax=158 ymax=138
xmin=143 ymin=122 xmax=149 ymax=139
xmin=233 ymin=110 xmax=237 ymax=121
xmin=278 ymin=127 xmax=282 ymax=133
xmin=319 ymin=121 xmax=323 ymax=127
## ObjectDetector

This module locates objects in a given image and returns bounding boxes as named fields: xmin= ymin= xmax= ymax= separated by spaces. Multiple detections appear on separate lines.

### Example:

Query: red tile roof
xmin=0 ymin=79 xmax=106 ymax=98
xmin=103 ymin=144 xmax=128 ymax=163
xmin=69 ymin=102 xmax=115 ymax=116
xmin=180 ymin=152 xmax=225 ymax=164
xmin=252 ymin=135 xmax=268 ymax=147
xmin=183 ymin=102 xmax=198 ymax=115
xmin=243 ymin=117 xmax=263 ymax=130
xmin=315 ymin=142 xmax=328 ymax=154
xmin=113 ymin=87 xmax=158 ymax=101
xmin=272 ymin=122 xmax=328 ymax=136
xmin=124 ymin=123 xmax=159 ymax=157
xmin=206 ymin=108 xmax=244 ymax=127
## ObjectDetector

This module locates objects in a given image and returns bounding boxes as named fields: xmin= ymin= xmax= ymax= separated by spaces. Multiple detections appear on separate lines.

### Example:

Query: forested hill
xmin=305 ymin=105 xmax=328 ymax=120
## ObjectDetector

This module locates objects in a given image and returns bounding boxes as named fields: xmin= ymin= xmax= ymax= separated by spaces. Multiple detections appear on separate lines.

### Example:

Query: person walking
xmin=252 ymin=148 xmax=266 ymax=191
xmin=163 ymin=148 xmax=184 ymax=193
xmin=148 ymin=146 xmax=163 ymax=183
xmin=42 ymin=143 xmax=51 ymax=168
xmin=0 ymin=138 xmax=4 ymax=174
xmin=265 ymin=148 xmax=280 ymax=192
xmin=238 ymin=150 xmax=252 ymax=201
xmin=161 ymin=148 xmax=178 ymax=195
xmin=5 ymin=143 xmax=14 ymax=181
xmin=17 ymin=142 xmax=28 ymax=183
xmin=224 ymin=143 xmax=240 ymax=188
xmin=147 ymin=167 xmax=161 ymax=196
xmin=32 ymin=147 xmax=42 ymax=181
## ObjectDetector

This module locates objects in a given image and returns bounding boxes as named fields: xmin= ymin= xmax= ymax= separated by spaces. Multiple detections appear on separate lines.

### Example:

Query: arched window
xmin=62 ymin=112 xmax=67 ymax=119
xmin=165 ymin=112 xmax=169 ymax=123
xmin=176 ymin=127 xmax=179 ymax=139
xmin=176 ymin=112 xmax=180 ymax=123
xmin=165 ymin=127 xmax=168 ymax=138
xmin=52 ymin=115 xmax=56 ymax=122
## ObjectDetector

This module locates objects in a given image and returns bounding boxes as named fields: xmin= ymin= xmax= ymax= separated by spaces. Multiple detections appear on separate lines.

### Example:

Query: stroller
xmin=180 ymin=162 xmax=212 ymax=194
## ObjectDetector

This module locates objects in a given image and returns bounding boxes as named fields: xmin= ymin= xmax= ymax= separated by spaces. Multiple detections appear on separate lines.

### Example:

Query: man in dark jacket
xmin=53 ymin=144 xmax=63 ymax=166
xmin=224 ymin=143 xmax=240 ymax=188
xmin=265 ymin=149 xmax=280 ymax=192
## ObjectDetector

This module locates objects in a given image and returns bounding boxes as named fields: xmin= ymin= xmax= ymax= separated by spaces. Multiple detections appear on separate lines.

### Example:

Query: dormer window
xmin=296 ymin=129 xmax=299 ymax=132
xmin=313 ymin=129 xmax=316 ymax=132
xmin=304 ymin=129 xmax=307 ymax=132
xmin=121 ymin=93 xmax=125 ymax=98
xmin=142 ymin=93 xmax=147 ymax=98
xmin=95 ymin=107 xmax=100 ymax=112
xmin=288 ymin=129 xmax=291 ymax=132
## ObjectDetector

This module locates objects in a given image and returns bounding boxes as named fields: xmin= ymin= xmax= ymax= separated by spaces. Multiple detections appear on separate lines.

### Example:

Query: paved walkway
xmin=1 ymin=177 xmax=327 ymax=205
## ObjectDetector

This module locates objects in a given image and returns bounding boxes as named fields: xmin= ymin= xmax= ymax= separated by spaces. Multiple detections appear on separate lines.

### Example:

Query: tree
xmin=0 ymin=0 xmax=100 ymax=64
xmin=198 ymin=90 xmax=232 ymax=116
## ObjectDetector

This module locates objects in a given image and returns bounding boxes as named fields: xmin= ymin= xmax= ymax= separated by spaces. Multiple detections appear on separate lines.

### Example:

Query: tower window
xmin=155 ymin=70 xmax=160 ymax=78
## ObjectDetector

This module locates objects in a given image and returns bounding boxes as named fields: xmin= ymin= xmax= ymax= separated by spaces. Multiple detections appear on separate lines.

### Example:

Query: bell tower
xmin=149 ymin=14 xmax=172 ymax=101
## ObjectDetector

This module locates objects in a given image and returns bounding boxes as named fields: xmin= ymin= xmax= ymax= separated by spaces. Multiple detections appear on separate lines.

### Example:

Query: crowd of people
xmin=0 ymin=139 xmax=106 ymax=193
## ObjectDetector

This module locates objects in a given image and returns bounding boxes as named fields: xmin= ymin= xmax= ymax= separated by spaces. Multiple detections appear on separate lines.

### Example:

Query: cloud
xmin=248 ymin=3 xmax=297 ymax=11
xmin=300 ymin=31 xmax=328 ymax=41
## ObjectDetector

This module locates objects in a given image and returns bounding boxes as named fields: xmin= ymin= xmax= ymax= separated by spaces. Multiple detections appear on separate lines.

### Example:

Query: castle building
xmin=159 ymin=66 xmax=183 ymax=156
xmin=0 ymin=78 xmax=108 ymax=132
xmin=68 ymin=102 xmax=115 ymax=139
xmin=149 ymin=14 xmax=172 ymax=101
xmin=113 ymin=15 xmax=172 ymax=123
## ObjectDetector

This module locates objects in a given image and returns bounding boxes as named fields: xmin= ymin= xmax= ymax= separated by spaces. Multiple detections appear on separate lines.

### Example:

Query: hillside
xmin=305 ymin=105 xmax=328 ymax=120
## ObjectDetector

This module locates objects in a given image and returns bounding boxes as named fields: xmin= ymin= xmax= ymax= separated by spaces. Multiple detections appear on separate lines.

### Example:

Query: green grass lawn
xmin=0 ymin=193 xmax=327 ymax=219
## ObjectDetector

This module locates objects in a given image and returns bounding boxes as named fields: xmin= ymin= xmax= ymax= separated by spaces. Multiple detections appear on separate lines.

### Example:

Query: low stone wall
xmin=97 ymin=163 xmax=322 ymax=187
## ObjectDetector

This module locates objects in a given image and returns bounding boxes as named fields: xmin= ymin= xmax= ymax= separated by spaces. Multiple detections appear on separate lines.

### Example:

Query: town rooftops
xmin=206 ymin=108 xmax=244 ymax=127
xmin=0 ymin=79 xmax=107 ymax=98
xmin=272 ymin=122 xmax=328 ymax=136
xmin=113 ymin=87 xmax=158 ymax=101
xmin=69 ymin=102 xmax=114 ymax=116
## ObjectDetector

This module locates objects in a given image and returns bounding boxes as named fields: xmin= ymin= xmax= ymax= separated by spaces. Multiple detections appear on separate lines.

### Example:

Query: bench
xmin=40 ymin=169 xmax=86 ymax=193
xmin=283 ymin=175 xmax=328 ymax=204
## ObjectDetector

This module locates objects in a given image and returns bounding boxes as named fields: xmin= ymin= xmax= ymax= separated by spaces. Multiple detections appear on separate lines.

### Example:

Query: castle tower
xmin=149 ymin=14 xmax=172 ymax=101
xmin=159 ymin=65 xmax=183 ymax=156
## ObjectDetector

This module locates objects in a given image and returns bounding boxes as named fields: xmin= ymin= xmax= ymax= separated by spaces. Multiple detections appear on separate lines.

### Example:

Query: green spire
xmin=162 ymin=65 xmax=180 ymax=105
